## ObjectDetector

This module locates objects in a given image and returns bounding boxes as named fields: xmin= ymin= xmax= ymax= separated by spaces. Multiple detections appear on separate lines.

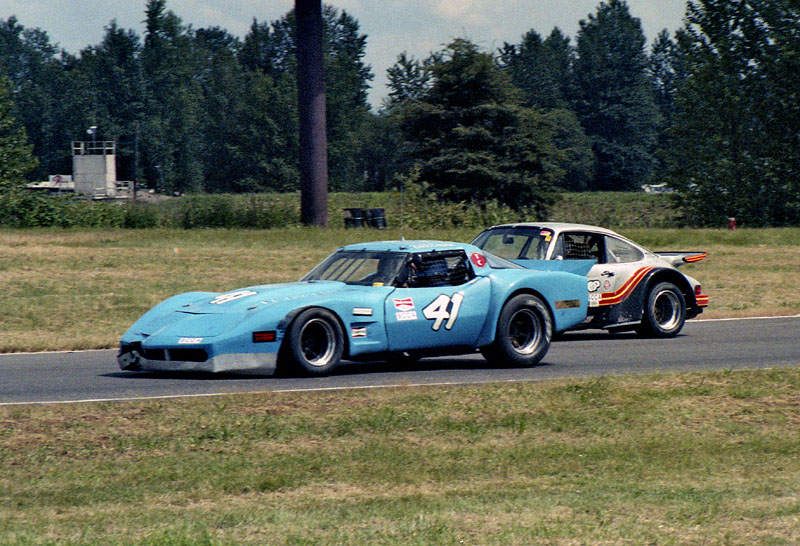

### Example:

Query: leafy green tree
xmin=572 ymin=0 xmax=660 ymax=191
xmin=0 ymin=76 xmax=37 ymax=192
xmin=666 ymin=0 xmax=800 ymax=226
xmin=399 ymin=39 xmax=560 ymax=213
xmin=539 ymin=108 xmax=595 ymax=192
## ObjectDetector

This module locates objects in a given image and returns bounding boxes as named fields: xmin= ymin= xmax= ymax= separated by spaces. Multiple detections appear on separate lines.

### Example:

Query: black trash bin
xmin=343 ymin=208 xmax=365 ymax=228
xmin=366 ymin=208 xmax=386 ymax=229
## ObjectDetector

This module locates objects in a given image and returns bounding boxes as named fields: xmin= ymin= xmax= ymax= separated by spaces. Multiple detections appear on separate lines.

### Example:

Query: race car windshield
xmin=472 ymin=227 xmax=553 ymax=260
xmin=302 ymin=251 xmax=408 ymax=286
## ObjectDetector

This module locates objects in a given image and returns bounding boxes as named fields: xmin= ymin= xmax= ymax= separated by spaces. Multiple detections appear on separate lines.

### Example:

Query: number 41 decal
xmin=422 ymin=293 xmax=464 ymax=331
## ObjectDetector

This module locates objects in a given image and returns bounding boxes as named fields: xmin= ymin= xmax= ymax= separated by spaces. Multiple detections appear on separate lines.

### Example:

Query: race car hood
xmin=179 ymin=281 xmax=349 ymax=314
xmin=129 ymin=281 xmax=350 ymax=337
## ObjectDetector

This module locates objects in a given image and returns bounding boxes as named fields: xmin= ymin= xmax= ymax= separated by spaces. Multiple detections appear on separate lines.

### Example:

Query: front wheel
xmin=481 ymin=294 xmax=552 ymax=367
xmin=637 ymin=282 xmax=686 ymax=338
xmin=282 ymin=308 xmax=344 ymax=376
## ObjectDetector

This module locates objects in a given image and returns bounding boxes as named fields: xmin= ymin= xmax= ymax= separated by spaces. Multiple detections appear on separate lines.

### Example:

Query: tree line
xmin=0 ymin=0 xmax=798 ymax=226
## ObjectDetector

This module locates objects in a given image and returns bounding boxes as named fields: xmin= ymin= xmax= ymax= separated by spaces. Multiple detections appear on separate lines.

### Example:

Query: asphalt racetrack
xmin=2 ymin=316 xmax=799 ymax=406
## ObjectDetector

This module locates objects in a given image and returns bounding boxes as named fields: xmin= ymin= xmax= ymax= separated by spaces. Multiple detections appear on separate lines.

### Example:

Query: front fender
xmin=481 ymin=270 xmax=588 ymax=342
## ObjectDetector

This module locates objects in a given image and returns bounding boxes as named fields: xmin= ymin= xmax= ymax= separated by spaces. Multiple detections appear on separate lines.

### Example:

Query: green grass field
xmin=2 ymin=369 xmax=799 ymax=544
xmin=2 ymin=226 xmax=799 ymax=544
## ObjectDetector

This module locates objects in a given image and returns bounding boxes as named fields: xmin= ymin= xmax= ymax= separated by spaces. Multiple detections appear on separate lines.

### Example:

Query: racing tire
xmin=481 ymin=294 xmax=552 ymax=367
xmin=283 ymin=308 xmax=344 ymax=376
xmin=636 ymin=282 xmax=686 ymax=338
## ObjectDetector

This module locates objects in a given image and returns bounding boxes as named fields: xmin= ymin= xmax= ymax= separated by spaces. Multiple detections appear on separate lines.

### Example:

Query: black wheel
xmin=283 ymin=308 xmax=344 ymax=375
xmin=481 ymin=294 xmax=552 ymax=367
xmin=637 ymin=282 xmax=686 ymax=338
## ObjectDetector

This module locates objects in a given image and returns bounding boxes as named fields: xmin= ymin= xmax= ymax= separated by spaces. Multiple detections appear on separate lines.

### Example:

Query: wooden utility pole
xmin=295 ymin=0 xmax=329 ymax=227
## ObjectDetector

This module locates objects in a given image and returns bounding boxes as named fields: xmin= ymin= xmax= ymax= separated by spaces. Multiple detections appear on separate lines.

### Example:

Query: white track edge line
xmin=693 ymin=314 xmax=800 ymax=323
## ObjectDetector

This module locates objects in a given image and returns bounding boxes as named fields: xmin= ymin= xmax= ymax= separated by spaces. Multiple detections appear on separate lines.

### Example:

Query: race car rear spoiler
xmin=655 ymin=251 xmax=707 ymax=267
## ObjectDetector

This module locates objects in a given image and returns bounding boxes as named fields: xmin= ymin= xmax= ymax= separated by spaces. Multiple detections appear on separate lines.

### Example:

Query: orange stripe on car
xmin=598 ymin=267 xmax=654 ymax=306
xmin=696 ymin=294 xmax=710 ymax=307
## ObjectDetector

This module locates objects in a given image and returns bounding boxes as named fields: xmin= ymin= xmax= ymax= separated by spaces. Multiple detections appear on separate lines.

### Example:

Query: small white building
xmin=72 ymin=141 xmax=130 ymax=198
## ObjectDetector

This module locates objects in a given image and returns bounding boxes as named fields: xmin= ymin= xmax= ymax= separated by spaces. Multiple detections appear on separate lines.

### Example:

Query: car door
xmin=551 ymin=231 xmax=622 ymax=308
xmin=384 ymin=251 xmax=491 ymax=351
xmin=594 ymin=234 xmax=647 ymax=307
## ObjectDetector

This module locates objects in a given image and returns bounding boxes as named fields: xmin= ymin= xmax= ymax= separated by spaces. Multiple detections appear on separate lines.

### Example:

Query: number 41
xmin=422 ymin=293 xmax=464 ymax=331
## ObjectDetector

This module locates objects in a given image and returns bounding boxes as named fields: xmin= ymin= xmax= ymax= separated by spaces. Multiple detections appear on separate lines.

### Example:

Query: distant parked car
xmin=472 ymin=223 xmax=709 ymax=337
xmin=118 ymin=240 xmax=590 ymax=376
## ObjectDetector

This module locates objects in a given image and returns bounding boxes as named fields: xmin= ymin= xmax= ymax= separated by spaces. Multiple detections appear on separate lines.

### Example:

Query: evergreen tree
xmin=648 ymin=29 xmax=686 ymax=180
xmin=400 ymin=39 xmax=560 ymax=213
xmin=140 ymin=0 xmax=204 ymax=192
xmin=194 ymin=27 xmax=248 ymax=192
xmin=0 ymin=17 xmax=69 ymax=178
xmin=385 ymin=52 xmax=433 ymax=108
xmin=649 ymin=29 xmax=683 ymax=128
xmin=498 ymin=28 xmax=571 ymax=109
xmin=499 ymin=27 xmax=594 ymax=191
xmin=70 ymin=22 xmax=145 ymax=181
xmin=666 ymin=0 xmax=800 ymax=226
xmin=0 ymin=76 xmax=37 ymax=192
xmin=240 ymin=6 xmax=373 ymax=191
xmin=572 ymin=0 xmax=660 ymax=191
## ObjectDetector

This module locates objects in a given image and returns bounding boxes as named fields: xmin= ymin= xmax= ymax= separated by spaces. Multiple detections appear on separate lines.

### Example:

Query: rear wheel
xmin=637 ymin=282 xmax=686 ymax=338
xmin=481 ymin=294 xmax=552 ymax=367
xmin=283 ymin=308 xmax=344 ymax=375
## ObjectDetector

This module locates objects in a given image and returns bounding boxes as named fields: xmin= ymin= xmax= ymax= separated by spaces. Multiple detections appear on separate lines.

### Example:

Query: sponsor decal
xmin=540 ymin=229 xmax=553 ymax=242
xmin=396 ymin=311 xmax=418 ymax=321
xmin=352 ymin=307 xmax=373 ymax=316
xmin=210 ymin=290 xmax=257 ymax=305
xmin=178 ymin=337 xmax=203 ymax=344
xmin=393 ymin=297 xmax=416 ymax=312
xmin=351 ymin=327 xmax=367 ymax=338
xmin=470 ymin=252 xmax=487 ymax=268
xmin=555 ymin=299 xmax=581 ymax=310
xmin=603 ymin=279 xmax=612 ymax=290
xmin=588 ymin=280 xmax=601 ymax=292
xmin=589 ymin=293 xmax=602 ymax=308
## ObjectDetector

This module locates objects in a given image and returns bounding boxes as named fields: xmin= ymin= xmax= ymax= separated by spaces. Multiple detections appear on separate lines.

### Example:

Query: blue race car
xmin=118 ymin=240 xmax=589 ymax=376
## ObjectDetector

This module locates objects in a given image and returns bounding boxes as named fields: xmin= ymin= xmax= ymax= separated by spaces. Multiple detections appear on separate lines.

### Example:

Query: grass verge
xmin=2 ymin=227 xmax=800 ymax=352
xmin=1 ymin=368 xmax=799 ymax=545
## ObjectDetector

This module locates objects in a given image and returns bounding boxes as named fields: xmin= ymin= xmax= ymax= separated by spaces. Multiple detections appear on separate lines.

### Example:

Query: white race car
xmin=472 ymin=223 xmax=709 ymax=337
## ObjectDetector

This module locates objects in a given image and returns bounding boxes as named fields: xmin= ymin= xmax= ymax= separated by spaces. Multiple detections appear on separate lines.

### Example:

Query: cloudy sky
xmin=1 ymin=0 xmax=688 ymax=107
